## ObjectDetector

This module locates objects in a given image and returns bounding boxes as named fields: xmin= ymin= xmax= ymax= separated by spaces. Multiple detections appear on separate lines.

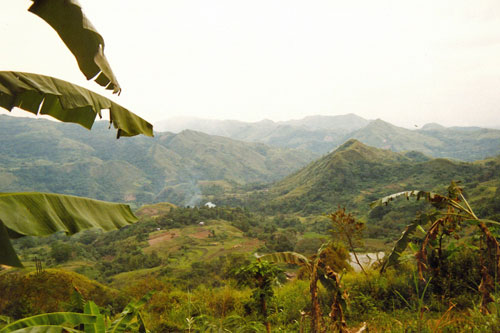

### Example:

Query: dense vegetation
xmin=3 ymin=0 xmax=500 ymax=330
xmin=215 ymin=140 xmax=500 ymax=240
xmin=3 ymin=182 xmax=500 ymax=332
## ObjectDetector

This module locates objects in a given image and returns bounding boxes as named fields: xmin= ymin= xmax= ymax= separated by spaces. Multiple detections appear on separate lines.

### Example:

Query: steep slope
xmin=0 ymin=115 xmax=316 ymax=206
xmin=255 ymin=140 xmax=497 ymax=222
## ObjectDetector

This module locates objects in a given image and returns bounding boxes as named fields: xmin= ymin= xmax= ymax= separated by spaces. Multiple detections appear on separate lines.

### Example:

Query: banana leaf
xmin=83 ymin=302 xmax=105 ymax=333
xmin=371 ymin=189 xmax=449 ymax=210
xmin=0 ymin=72 xmax=153 ymax=138
xmin=7 ymin=326 xmax=82 ymax=333
xmin=259 ymin=252 xmax=312 ymax=272
xmin=380 ymin=213 xmax=436 ymax=273
xmin=106 ymin=292 xmax=153 ymax=333
xmin=370 ymin=190 xmax=424 ymax=208
xmin=0 ymin=220 xmax=21 ymax=267
xmin=0 ymin=315 xmax=11 ymax=325
xmin=464 ymin=219 xmax=500 ymax=227
xmin=0 ymin=192 xmax=139 ymax=267
xmin=0 ymin=313 xmax=96 ymax=333
xmin=28 ymin=0 xmax=120 ymax=93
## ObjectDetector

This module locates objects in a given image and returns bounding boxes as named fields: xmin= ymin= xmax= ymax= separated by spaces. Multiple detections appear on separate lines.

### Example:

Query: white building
xmin=204 ymin=202 xmax=216 ymax=208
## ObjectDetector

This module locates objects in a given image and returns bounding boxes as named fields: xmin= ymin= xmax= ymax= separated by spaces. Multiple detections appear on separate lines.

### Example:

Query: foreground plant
xmin=0 ymin=291 xmax=153 ymax=333
xmin=0 ymin=192 xmax=140 ymax=267
xmin=0 ymin=0 xmax=152 ymax=268
xmin=372 ymin=181 xmax=500 ymax=313
xmin=260 ymin=243 xmax=348 ymax=333
xmin=234 ymin=259 xmax=283 ymax=333
xmin=329 ymin=207 xmax=366 ymax=275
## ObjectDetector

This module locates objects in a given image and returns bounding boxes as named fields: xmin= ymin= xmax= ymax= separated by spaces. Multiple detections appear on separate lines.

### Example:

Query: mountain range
xmin=0 ymin=115 xmax=316 ymax=207
xmin=1 ymin=114 xmax=499 ymax=219
xmin=156 ymin=115 xmax=500 ymax=161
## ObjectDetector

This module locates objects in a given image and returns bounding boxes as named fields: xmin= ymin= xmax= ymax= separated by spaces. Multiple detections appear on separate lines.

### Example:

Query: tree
xmin=50 ymin=241 xmax=73 ymax=263
xmin=329 ymin=207 xmax=367 ymax=274
xmin=234 ymin=259 xmax=283 ymax=333
xmin=0 ymin=0 xmax=153 ymax=267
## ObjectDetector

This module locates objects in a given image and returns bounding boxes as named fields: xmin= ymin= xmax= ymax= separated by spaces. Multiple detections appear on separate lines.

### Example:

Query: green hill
xmin=346 ymin=119 xmax=500 ymax=161
xmin=0 ymin=115 xmax=317 ymax=206
xmin=213 ymin=140 xmax=500 ymax=238
xmin=266 ymin=139 xmax=497 ymax=212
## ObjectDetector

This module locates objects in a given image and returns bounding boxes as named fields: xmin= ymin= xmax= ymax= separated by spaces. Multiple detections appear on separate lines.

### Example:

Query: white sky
xmin=2 ymin=0 xmax=500 ymax=128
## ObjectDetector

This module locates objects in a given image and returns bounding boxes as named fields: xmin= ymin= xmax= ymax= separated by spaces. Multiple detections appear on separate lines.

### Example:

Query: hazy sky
xmin=2 ymin=0 xmax=500 ymax=128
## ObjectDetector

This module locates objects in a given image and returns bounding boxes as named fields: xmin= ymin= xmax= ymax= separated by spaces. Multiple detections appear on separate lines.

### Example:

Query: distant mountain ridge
xmin=156 ymin=115 xmax=500 ymax=161
xmin=156 ymin=114 xmax=370 ymax=154
xmin=0 ymin=115 xmax=317 ymax=207
xmin=156 ymin=113 xmax=369 ymax=134
xmin=347 ymin=119 xmax=500 ymax=161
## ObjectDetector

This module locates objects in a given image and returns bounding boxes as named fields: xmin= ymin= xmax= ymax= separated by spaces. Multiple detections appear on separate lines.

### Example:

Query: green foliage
xmin=329 ymin=207 xmax=366 ymax=273
xmin=235 ymin=260 xmax=283 ymax=306
xmin=0 ymin=292 xmax=152 ymax=333
xmin=83 ymin=301 xmax=105 ymax=333
xmin=373 ymin=181 xmax=500 ymax=314
xmin=317 ymin=243 xmax=352 ymax=273
xmin=0 ymin=192 xmax=138 ymax=267
xmin=0 ymin=312 xmax=97 ymax=333
xmin=239 ymin=139 xmax=500 ymax=242
xmin=0 ymin=270 xmax=120 ymax=319
xmin=0 ymin=72 xmax=152 ymax=138
xmin=379 ymin=212 xmax=436 ymax=273
xmin=27 ymin=0 xmax=120 ymax=92
xmin=50 ymin=241 xmax=73 ymax=264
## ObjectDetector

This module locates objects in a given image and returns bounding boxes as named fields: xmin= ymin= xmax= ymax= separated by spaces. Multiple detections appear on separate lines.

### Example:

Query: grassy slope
xmin=0 ymin=268 xmax=120 ymax=316
xmin=263 ymin=139 xmax=498 ymax=214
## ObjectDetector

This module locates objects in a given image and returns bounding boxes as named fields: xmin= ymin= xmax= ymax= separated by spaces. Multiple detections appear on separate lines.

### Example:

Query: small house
xmin=204 ymin=202 xmax=216 ymax=208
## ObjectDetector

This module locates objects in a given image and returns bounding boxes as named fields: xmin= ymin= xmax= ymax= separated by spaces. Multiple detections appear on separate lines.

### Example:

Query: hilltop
xmin=211 ymin=140 xmax=500 ymax=238
xmin=266 ymin=139 xmax=496 ymax=213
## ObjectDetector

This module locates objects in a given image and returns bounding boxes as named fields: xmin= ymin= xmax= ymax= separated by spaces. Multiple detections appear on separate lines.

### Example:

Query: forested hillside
xmin=215 ymin=139 xmax=500 ymax=238
xmin=0 ymin=115 xmax=316 ymax=206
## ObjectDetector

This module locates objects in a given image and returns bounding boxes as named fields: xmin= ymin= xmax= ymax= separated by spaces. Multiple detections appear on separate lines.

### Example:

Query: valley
xmin=1 ymin=114 xmax=500 ymax=332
